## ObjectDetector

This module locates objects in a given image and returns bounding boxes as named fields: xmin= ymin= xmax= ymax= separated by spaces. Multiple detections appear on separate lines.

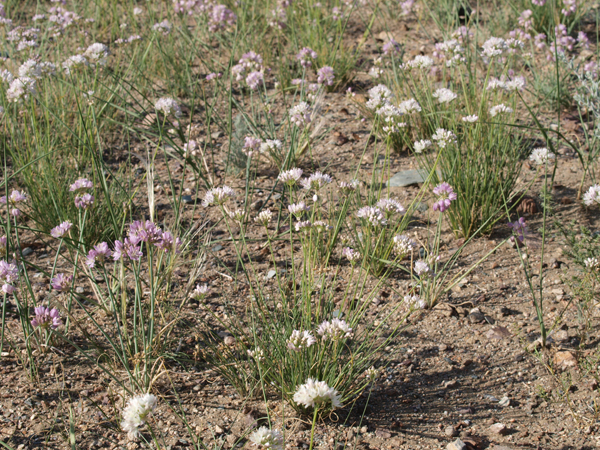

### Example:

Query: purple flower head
xmin=317 ymin=66 xmax=335 ymax=86
xmin=208 ymin=4 xmax=237 ymax=32
xmin=383 ymin=39 xmax=401 ymax=56
xmin=74 ymin=193 xmax=94 ymax=209
xmin=11 ymin=208 xmax=20 ymax=217
xmin=51 ymin=273 xmax=72 ymax=291
xmin=296 ymin=47 xmax=317 ymax=67
xmin=155 ymin=231 xmax=181 ymax=253
xmin=1 ymin=190 xmax=27 ymax=206
xmin=113 ymin=238 xmax=143 ymax=261
xmin=206 ymin=72 xmax=222 ymax=81
xmin=246 ymin=71 xmax=264 ymax=90
xmin=31 ymin=305 xmax=62 ymax=330
xmin=432 ymin=182 xmax=457 ymax=212
xmin=129 ymin=220 xmax=162 ymax=244
xmin=508 ymin=217 xmax=527 ymax=244
xmin=86 ymin=242 xmax=112 ymax=268
xmin=0 ymin=260 xmax=18 ymax=284
xmin=51 ymin=221 xmax=73 ymax=239
xmin=69 ymin=178 xmax=93 ymax=193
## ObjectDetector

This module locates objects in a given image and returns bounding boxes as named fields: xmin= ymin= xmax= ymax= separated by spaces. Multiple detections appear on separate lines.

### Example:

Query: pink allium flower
xmin=202 ymin=186 xmax=236 ymax=207
xmin=31 ymin=305 xmax=62 ymax=329
xmin=51 ymin=273 xmax=72 ymax=291
xmin=432 ymin=182 xmax=457 ymax=212
xmin=356 ymin=206 xmax=387 ymax=226
xmin=583 ymin=184 xmax=600 ymax=207
xmin=86 ymin=242 xmax=112 ymax=267
xmin=69 ymin=178 xmax=93 ymax=192
xmin=383 ymin=39 xmax=401 ymax=56
xmin=317 ymin=66 xmax=335 ymax=86
xmin=129 ymin=220 xmax=162 ymax=244
xmin=74 ymin=193 xmax=94 ymax=209
xmin=155 ymin=231 xmax=181 ymax=252
xmin=245 ymin=70 xmax=264 ymax=90
xmin=376 ymin=198 xmax=406 ymax=216
xmin=192 ymin=283 xmax=210 ymax=299
xmin=206 ymin=72 xmax=222 ymax=80
xmin=51 ymin=221 xmax=72 ymax=239
xmin=289 ymin=102 xmax=311 ymax=126
xmin=154 ymin=97 xmax=182 ymax=117
xmin=1 ymin=190 xmax=27 ymax=205
xmin=0 ymin=260 xmax=18 ymax=293
xmin=296 ymin=47 xmax=317 ymax=67
xmin=342 ymin=247 xmax=360 ymax=263
xmin=208 ymin=4 xmax=237 ymax=32
xmin=113 ymin=238 xmax=143 ymax=261
xmin=295 ymin=220 xmax=312 ymax=232
xmin=414 ymin=259 xmax=432 ymax=277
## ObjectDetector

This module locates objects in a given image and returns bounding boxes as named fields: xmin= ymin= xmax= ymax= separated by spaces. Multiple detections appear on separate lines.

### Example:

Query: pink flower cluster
xmin=1 ymin=190 xmax=27 ymax=217
xmin=31 ymin=306 xmax=62 ymax=330
xmin=0 ymin=259 xmax=18 ymax=294
xmin=432 ymin=183 xmax=457 ymax=212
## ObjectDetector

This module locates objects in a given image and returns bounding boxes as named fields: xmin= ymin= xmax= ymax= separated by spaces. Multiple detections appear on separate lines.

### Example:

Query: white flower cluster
xmin=431 ymin=128 xmax=457 ymax=148
xmin=403 ymin=55 xmax=434 ymax=70
xmin=482 ymin=37 xmax=508 ymax=58
xmin=289 ymin=101 xmax=311 ymax=126
xmin=121 ymin=394 xmax=158 ymax=440
xmin=154 ymin=97 xmax=182 ymax=117
xmin=529 ymin=147 xmax=555 ymax=166
xmin=394 ymin=234 xmax=417 ymax=256
xmin=432 ymin=88 xmax=457 ymax=104
xmin=376 ymin=198 xmax=406 ymax=216
xmin=585 ymin=257 xmax=600 ymax=270
xmin=287 ymin=330 xmax=316 ymax=351
xmin=317 ymin=318 xmax=353 ymax=341
xmin=413 ymin=139 xmax=432 ymax=153
xmin=583 ymin=184 xmax=600 ymax=207
xmin=357 ymin=206 xmax=387 ymax=226
xmin=365 ymin=84 xmax=393 ymax=111
xmin=203 ymin=186 xmax=236 ymax=207
xmin=398 ymin=98 xmax=421 ymax=114
xmin=489 ymin=104 xmax=514 ymax=117
xmin=249 ymin=426 xmax=284 ymax=449
xmin=293 ymin=378 xmax=342 ymax=409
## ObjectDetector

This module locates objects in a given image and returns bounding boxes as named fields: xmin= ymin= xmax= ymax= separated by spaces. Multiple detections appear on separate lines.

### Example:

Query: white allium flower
xmin=293 ymin=378 xmax=342 ymax=409
xmin=192 ymin=284 xmax=210 ymax=299
xmin=529 ymin=147 xmax=555 ymax=165
xmin=228 ymin=209 xmax=245 ymax=222
xmin=249 ymin=426 xmax=284 ymax=450
xmin=414 ymin=260 xmax=432 ymax=277
xmin=254 ymin=209 xmax=273 ymax=226
xmin=503 ymin=75 xmax=526 ymax=92
xmin=6 ymin=77 xmax=36 ymax=102
xmin=462 ymin=115 xmax=478 ymax=123
xmin=482 ymin=37 xmax=508 ymax=57
xmin=295 ymin=220 xmax=312 ymax=232
xmin=414 ymin=139 xmax=432 ymax=153
xmin=317 ymin=318 xmax=353 ymax=341
xmin=489 ymin=104 xmax=513 ymax=117
xmin=62 ymin=55 xmax=88 ymax=75
xmin=431 ymin=128 xmax=457 ymax=148
xmin=278 ymin=168 xmax=303 ymax=185
xmin=133 ymin=7 xmax=143 ymax=15
xmin=342 ymin=247 xmax=360 ymax=262
xmin=260 ymin=139 xmax=283 ymax=155
xmin=84 ymin=43 xmax=109 ymax=65
xmin=339 ymin=179 xmax=360 ymax=192
xmin=583 ymin=184 xmax=600 ymax=207
xmin=365 ymin=366 xmax=380 ymax=382
xmin=585 ymin=257 xmax=600 ymax=270
xmin=154 ymin=97 xmax=182 ymax=117
xmin=393 ymin=234 xmax=417 ymax=256
xmin=287 ymin=330 xmax=316 ymax=351
xmin=357 ymin=206 xmax=387 ymax=226
xmin=0 ymin=69 xmax=14 ymax=84
xmin=366 ymin=84 xmax=393 ymax=110
xmin=202 ymin=186 xmax=236 ymax=207
xmin=288 ymin=201 xmax=309 ymax=216
xmin=405 ymin=55 xmax=434 ymax=69
xmin=153 ymin=20 xmax=172 ymax=34
xmin=486 ymin=77 xmax=505 ymax=91
xmin=301 ymin=171 xmax=332 ymax=191
xmin=404 ymin=294 xmax=426 ymax=309
xmin=376 ymin=198 xmax=406 ymax=215
xmin=247 ymin=347 xmax=265 ymax=361
xmin=289 ymin=101 xmax=311 ymax=126
xmin=398 ymin=98 xmax=421 ymax=114
xmin=368 ymin=66 xmax=383 ymax=79
xmin=18 ymin=59 xmax=42 ymax=79
xmin=432 ymin=88 xmax=457 ymax=104
xmin=121 ymin=394 xmax=158 ymax=440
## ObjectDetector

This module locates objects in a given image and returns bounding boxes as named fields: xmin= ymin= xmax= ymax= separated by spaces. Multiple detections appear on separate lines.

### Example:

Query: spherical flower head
xmin=246 ymin=71 xmax=264 ymax=90
xmin=121 ymin=394 xmax=158 ymax=440
xmin=254 ymin=209 xmax=273 ymax=227
xmin=357 ymin=206 xmax=387 ymax=226
xmin=51 ymin=273 xmax=72 ymax=291
xmin=398 ymin=98 xmax=421 ymax=114
xmin=243 ymin=136 xmax=262 ymax=156
xmin=432 ymin=88 xmax=457 ymax=104
xmin=317 ymin=66 xmax=335 ymax=86
xmin=228 ymin=209 xmax=245 ymax=222
xmin=462 ymin=115 xmax=478 ymax=123
xmin=113 ymin=238 xmax=143 ymax=262
xmin=317 ymin=318 xmax=353 ymax=341
xmin=431 ymin=128 xmax=457 ymax=148
xmin=293 ymin=378 xmax=342 ymax=409
xmin=86 ymin=242 xmax=112 ymax=267
xmin=62 ymin=55 xmax=88 ymax=75
xmin=393 ymin=234 xmax=416 ymax=257
xmin=278 ymin=168 xmax=303 ymax=186
xmin=295 ymin=220 xmax=312 ymax=232
xmin=202 ymin=186 xmax=236 ymax=207
xmin=312 ymin=220 xmax=332 ymax=233
xmin=74 ymin=193 xmax=94 ymax=209
xmin=529 ymin=147 xmax=555 ymax=166
xmin=366 ymin=84 xmax=393 ymax=110
xmin=414 ymin=259 xmax=431 ymax=277
xmin=288 ymin=201 xmax=309 ymax=216
xmin=342 ymin=247 xmax=360 ymax=263
xmin=192 ymin=283 xmax=210 ymax=299
xmin=405 ymin=294 xmax=426 ymax=310
xmin=339 ymin=179 xmax=360 ymax=193
xmin=287 ymin=329 xmax=316 ymax=351
xmin=489 ymin=104 xmax=513 ymax=117
xmin=84 ymin=43 xmax=109 ymax=65
xmin=249 ymin=426 xmax=284 ymax=450
xmin=376 ymin=198 xmax=406 ymax=216
xmin=585 ymin=257 xmax=600 ymax=270
xmin=508 ymin=217 xmax=527 ymax=243
xmin=482 ymin=37 xmax=507 ymax=58
xmin=583 ymin=184 xmax=600 ymax=207
xmin=247 ymin=347 xmax=264 ymax=362
xmin=260 ymin=139 xmax=283 ymax=156
xmin=432 ymin=182 xmax=457 ymax=212
xmin=289 ymin=102 xmax=311 ymax=127
xmin=31 ymin=305 xmax=62 ymax=330
xmin=18 ymin=59 xmax=42 ymax=79
xmin=69 ymin=178 xmax=93 ymax=192
xmin=0 ymin=260 xmax=19 ymax=289
xmin=301 ymin=171 xmax=332 ymax=191
xmin=6 ymin=77 xmax=36 ymax=102
xmin=405 ymin=55 xmax=434 ymax=69
xmin=383 ymin=39 xmax=401 ymax=56
xmin=365 ymin=366 xmax=380 ymax=382
xmin=129 ymin=220 xmax=163 ymax=244
xmin=413 ymin=139 xmax=432 ymax=153
xmin=296 ymin=47 xmax=317 ymax=67
xmin=154 ymin=97 xmax=182 ymax=118
xmin=1 ymin=190 xmax=27 ymax=206
xmin=152 ymin=20 xmax=172 ymax=35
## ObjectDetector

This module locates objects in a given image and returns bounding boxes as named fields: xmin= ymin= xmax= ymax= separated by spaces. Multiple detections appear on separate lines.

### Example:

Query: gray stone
xmin=499 ymin=396 xmax=511 ymax=407
xmin=489 ymin=422 xmax=508 ymax=435
xmin=415 ymin=202 xmax=429 ymax=212
xmin=468 ymin=308 xmax=485 ymax=323
xmin=485 ymin=326 xmax=511 ymax=340
xmin=266 ymin=270 xmax=277 ymax=279
xmin=387 ymin=169 xmax=427 ymax=187
xmin=447 ymin=438 xmax=466 ymax=450
xmin=212 ymin=245 xmax=223 ymax=252
xmin=182 ymin=195 xmax=194 ymax=204
xmin=22 ymin=247 xmax=33 ymax=256
xmin=75 ymin=286 xmax=85 ymax=294
xmin=445 ymin=426 xmax=458 ymax=437
xmin=332 ymin=310 xmax=344 ymax=319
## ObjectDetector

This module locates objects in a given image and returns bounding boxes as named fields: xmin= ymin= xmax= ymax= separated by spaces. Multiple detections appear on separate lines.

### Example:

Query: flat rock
xmin=447 ymin=438 xmax=466 ymax=450
xmin=468 ymin=308 xmax=486 ymax=323
xmin=22 ymin=247 xmax=33 ymax=256
xmin=485 ymin=326 xmax=511 ymax=340
xmin=388 ymin=169 xmax=427 ymax=187
xmin=375 ymin=428 xmax=392 ymax=439
xmin=266 ymin=269 xmax=277 ymax=279
xmin=554 ymin=351 xmax=577 ymax=368
xmin=434 ymin=303 xmax=456 ymax=317
xmin=182 ymin=195 xmax=194 ymax=204
xmin=444 ymin=380 xmax=459 ymax=389
xmin=489 ymin=423 xmax=508 ymax=435
xmin=498 ymin=396 xmax=511 ymax=407
xmin=445 ymin=426 xmax=458 ymax=437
